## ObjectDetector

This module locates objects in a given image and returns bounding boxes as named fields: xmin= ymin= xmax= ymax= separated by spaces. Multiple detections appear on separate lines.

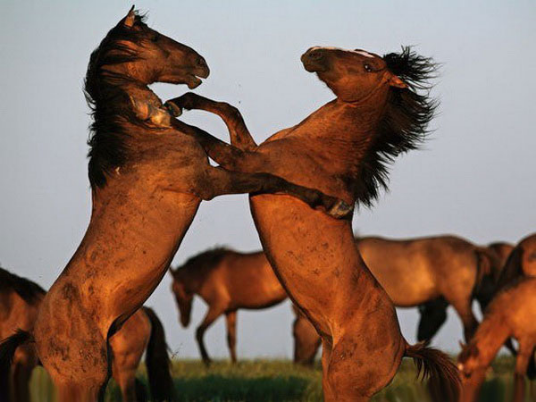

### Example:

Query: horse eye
xmin=364 ymin=63 xmax=373 ymax=72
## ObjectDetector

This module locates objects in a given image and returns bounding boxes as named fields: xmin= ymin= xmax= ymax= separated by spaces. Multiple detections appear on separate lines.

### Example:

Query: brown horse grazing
xmin=497 ymin=233 xmax=536 ymax=289
xmin=167 ymin=47 xmax=460 ymax=401
xmin=457 ymin=277 xmax=536 ymax=402
xmin=0 ymin=267 xmax=174 ymax=402
xmin=170 ymin=248 xmax=287 ymax=365
xmin=0 ymin=10 xmax=347 ymax=401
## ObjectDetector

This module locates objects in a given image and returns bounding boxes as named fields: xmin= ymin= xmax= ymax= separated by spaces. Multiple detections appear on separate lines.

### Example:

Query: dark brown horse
xmin=0 ymin=267 xmax=174 ymax=402
xmin=292 ymin=235 xmax=498 ymax=365
xmin=170 ymin=247 xmax=287 ymax=365
xmin=0 ymin=10 xmax=347 ymax=401
xmin=167 ymin=46 xmax=460 ymax=401
xmin=458 ymin=277 xmax=536 ymax=402
xmin=496 ymin=233 xmax=536 ymax=288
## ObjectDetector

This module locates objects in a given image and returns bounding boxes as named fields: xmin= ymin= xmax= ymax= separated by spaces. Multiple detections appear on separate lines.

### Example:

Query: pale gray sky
xmin=1 ymin=0 xmax=535 ymax=359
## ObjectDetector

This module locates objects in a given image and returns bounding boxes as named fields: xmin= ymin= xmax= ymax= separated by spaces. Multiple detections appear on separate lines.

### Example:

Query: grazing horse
xmin=0 ymin=10 xmax=346 ymax=401
xmin=292 ymin=235 xmax=497 ymax=365
xmin=457 ymin=277 xmax=536 ymax=402
xmin=170 ymin=247 xmax=287 ymax=365
xmin=167 ymin=47 xmax=460 ymax=401
xmin=0 ymin=267 xmax=174 ymax=402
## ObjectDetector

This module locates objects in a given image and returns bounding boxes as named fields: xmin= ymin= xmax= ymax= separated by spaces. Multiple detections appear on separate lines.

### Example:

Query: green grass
xmin=28 ymin=356 xmax=534 ymax=402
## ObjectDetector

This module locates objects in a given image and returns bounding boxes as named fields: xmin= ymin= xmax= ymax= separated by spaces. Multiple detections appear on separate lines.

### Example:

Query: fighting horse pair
xmin=0 ymin=8 xmax=459 ymax=401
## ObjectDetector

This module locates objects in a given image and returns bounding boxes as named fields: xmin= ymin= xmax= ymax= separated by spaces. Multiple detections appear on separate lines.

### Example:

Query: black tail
xmin=143 ymin=307 xmax=176 ymax=402
xmin=405 ymin=341 xmax=461 ymax=402
xmin=134 ymin=378 xmax=148 ymax=402
xmin=0 ymin=330 xmax=33 ymax=402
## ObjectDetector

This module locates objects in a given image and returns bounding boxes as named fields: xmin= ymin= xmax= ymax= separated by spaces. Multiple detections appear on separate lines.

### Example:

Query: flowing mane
xmin=84 ymin=12 xmax=150 ymax=188
xmin=0 ymin=267 xmax=46 ymax=304
xmin=175 ymin=247 xmax=232 ymax=273
xmin=355 ymin=46 xmax=438 ymax=206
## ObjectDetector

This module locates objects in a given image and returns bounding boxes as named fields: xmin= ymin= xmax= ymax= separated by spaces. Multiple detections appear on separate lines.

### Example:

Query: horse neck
xmin=471 ymin=314 xmax=510 ymax=368
xmin=292 ymin=91 xmax=388 ymax=161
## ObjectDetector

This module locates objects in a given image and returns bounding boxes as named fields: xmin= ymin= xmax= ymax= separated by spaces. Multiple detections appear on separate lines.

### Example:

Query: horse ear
xmin=124 ymin=5 xmax=136 ymax=28
xmin=389 ymin=74 xmax=408 ymax=89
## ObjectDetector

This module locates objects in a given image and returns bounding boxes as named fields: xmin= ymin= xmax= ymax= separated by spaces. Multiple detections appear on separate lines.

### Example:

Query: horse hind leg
xmin=449 ymin=298 xmax=478 ymax=341
xmin=512 ymin=341 xmax=533 ymax=402
xmin=225 ymin=311 xmax=238 ymax=363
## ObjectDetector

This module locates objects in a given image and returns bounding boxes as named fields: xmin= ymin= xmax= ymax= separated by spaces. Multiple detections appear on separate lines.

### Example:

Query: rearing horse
xmin=167 ymin=47 xmax=460 ymax=401
xmin=0 ymin=10 xmax=347 ymax=401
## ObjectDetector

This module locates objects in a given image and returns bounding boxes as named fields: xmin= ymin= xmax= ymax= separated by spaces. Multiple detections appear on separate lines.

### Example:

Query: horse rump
xmin=143 ymin=307 xmax=176 ymax=401
xmin=0 ymin=330 xmax=33 ymax=402
xmin=405 ymin=341 xmax=460 ymax=402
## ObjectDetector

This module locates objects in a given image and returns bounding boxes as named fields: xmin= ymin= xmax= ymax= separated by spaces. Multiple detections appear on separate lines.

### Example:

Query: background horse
xmin=292 ymin=235 xmax=497 ymax=364
xmin=0 ymin=267 xmax=174 ymax=402
xmin=458 ymin=277 xmax=536 ymax=402
xmin=0 ymin=9 xmax=346 ymax=400
xmin=170 ymin=247 xmax=287 ymax=365
xmin=496 ymin=233 xmax=536 ymax=289
xmin=168 ymin=46 xmax=460 ymax=401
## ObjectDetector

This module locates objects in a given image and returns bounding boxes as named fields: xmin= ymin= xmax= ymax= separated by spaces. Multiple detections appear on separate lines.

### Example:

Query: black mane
xmin=0 ymin=267 xmax=46 ymax=305
xmin=354 ymin=46 xmax=438 ymax=207
xmin=84 ymin=12 xmax=149 ymax=188
xmin=176 ymin=247 xmax=232 ymax=272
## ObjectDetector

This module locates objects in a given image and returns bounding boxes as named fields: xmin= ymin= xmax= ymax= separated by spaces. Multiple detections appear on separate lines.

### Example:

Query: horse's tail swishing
xmin=143 ymin=307 xmax=176 ymax=402
xmin=0 ymin=330 xmax=34 ymax=402
xmin=404 ymin=341 xmax=461 ymax=402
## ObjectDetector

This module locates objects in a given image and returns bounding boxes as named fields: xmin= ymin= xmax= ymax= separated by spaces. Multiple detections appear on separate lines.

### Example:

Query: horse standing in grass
xmin=0 ymin=267 xmax=174 ymax=402
xmin=0 ymin=10 xmax=346 ymax=401
xmin=458 ymin=277 xmax=536 ymax=402
xmin=167 ymin=46 xmax=460 ymax=401
xmin=170 ymin=248 xmax=287 ymax=365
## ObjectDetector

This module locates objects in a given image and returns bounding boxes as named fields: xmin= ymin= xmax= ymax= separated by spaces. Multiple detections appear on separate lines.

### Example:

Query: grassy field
xmin=29 ymin=356 xmax=533 ymax=401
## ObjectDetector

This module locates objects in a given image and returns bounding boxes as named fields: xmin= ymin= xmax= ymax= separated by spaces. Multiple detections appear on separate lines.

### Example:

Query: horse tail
xmin=0 ymin=330 xmax=34 ymax=402
xmin=143 ymin=307 xmax=176 ymax=402
xmin=496 ymin=246 xmax=523 ymax=291
xmin=405 ymin=341 xmax=461 ymax=402
xmin=134 ymin=378 xmax=148 ymax=402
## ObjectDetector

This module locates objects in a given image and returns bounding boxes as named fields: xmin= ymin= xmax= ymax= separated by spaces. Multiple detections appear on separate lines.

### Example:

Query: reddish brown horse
xmin=458 ymin=277 xmax=536 ymax=402
xmin=170 ymin=248 xmax=287 ymax=365
xmin=0 ymin=267 xmax=174 ymax=402
xmin=0 ymin=10 xmax=346 ymax=401
xmin=167 ymin=47 xmax=460 ymax=401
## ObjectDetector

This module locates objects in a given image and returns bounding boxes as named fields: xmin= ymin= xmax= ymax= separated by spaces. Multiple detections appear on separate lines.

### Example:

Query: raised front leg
xmin=166 ymin=92 xmax=257 ymax=151
xmin=195 ymin=166 xmax=352 ymax=219
xmin=195 ymin=306 xmax=224 ymax=366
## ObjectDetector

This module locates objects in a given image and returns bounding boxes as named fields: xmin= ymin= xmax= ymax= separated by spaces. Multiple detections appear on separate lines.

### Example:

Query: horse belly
xmin=250 ymin=194 xmax=371 ymax=332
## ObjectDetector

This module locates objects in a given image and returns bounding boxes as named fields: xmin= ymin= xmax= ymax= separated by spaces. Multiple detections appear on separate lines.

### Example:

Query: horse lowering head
xmin=301 ymin=46 xmax=438 ymax=206
xmin=170 ymin=270 xmax=194 ymax=327
xmin=457 ymin=342 xmax=487 ymax=400
xmin=87 ymin=7 xmax=209 ymax=89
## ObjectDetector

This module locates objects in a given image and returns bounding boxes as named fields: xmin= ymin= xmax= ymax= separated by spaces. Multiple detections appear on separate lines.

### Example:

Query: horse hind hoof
xmin=328 ymin=200 xmax=354 ymax=219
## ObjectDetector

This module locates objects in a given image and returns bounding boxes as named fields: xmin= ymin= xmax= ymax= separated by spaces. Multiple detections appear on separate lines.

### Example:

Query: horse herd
xmin=0 ymin=7 xmax=534 ymax=402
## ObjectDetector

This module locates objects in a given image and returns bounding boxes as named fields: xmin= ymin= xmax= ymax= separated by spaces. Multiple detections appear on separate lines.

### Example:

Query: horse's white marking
xmin=310 ymin=46 xmax=375 ymax=58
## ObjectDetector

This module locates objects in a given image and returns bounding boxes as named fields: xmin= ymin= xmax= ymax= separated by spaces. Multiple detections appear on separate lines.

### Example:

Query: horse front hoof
xmin=165 ymin=101 xmax=183 ymax=117
xmin=328 ymin=200 xmax=354 ymax=219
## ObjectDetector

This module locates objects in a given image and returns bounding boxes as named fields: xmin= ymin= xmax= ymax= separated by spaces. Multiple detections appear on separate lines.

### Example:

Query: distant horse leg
xmin=196 ymin=306 xmax=224 ymax=366
xmin=513 ymin=341 xmax=532 ymax=402
xmin=166 ymin=93 xmax=257 ymax=150
xmin=449 ymin=299 xmax=478 ymax=341
xmin=321 ymin=340 xmax=336 ymax=402
xmin=225 ymin=310 xmax=238 ymax=363
xmin=417 ymin=298 xmax=448 ymax=342
xmin=11 ymin=362 xmax=32 ymax=402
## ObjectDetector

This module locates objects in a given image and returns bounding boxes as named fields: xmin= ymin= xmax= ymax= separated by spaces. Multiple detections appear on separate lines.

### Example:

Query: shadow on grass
xmin=173 ymin=375 xmax=310 ymax=402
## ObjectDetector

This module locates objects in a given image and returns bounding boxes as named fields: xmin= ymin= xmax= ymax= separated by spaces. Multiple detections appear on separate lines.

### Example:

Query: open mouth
xmin=185 ymin=74 xmax=203 ymax=89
